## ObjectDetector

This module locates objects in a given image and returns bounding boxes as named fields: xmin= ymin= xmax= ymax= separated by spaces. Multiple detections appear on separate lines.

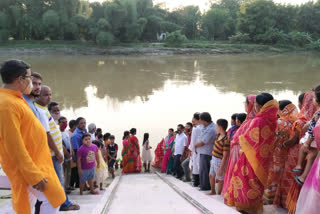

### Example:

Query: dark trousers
xmin=173 ymin=155 xmax=184 ymax=178
xmin=192 ymin=174 xmax=200 ymax=187
xmin=199 ymin=154 xmax=212 ymax=190
xmin=70 ymin=167 xmax=79 ymax=188
xmin=70 ymin=149 xmax=79 ymax=188
xmin=181 ymin=157 xmax=191 ymax=181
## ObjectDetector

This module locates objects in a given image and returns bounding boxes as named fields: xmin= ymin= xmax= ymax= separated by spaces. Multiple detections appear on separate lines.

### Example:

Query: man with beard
xmin=22 ymin=72 xmax=42 ymax=119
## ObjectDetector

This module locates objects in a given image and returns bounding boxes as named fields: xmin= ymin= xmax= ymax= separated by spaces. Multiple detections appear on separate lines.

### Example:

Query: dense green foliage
xmin=0 ymin=0 xmax=320 ymax=47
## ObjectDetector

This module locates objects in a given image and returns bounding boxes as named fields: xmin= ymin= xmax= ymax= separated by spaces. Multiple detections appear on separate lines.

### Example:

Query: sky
xmin=89 ymin=0 xmax=313 ymax=12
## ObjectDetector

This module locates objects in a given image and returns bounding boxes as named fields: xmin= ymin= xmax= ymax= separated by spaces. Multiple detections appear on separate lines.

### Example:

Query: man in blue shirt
xmin=70 ymin=117 xmax=87 ymax=188
xmin=195 ymin=112 xmax=217 ymax=191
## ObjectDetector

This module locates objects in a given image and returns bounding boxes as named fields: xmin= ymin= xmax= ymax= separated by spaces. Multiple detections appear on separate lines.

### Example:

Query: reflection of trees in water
xmin=4 ymin=54 xmax=318 ymax=109
xmin=198 ymin=54 xmax=320 ymax=95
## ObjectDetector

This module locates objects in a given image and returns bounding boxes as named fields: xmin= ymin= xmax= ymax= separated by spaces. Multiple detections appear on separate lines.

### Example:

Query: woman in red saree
xmin=151 ymin=138 xmax=164 ymax=168
xmin=122 ymin=129 xmax=142 ymax=174
xmin=225 ymin=93 xmax=278 ymax=214
xmin=223 ymin=95 xmax=257 ymax=196
xmin=161 ymin=129 xmax=175 ymax=173
xmin=129 ymin=128 xmax=142 ymax=173
xmin=274 ymin=91 xmax=317 ymax=210
xmin=263 ymin=101 xmax=298 ymax=204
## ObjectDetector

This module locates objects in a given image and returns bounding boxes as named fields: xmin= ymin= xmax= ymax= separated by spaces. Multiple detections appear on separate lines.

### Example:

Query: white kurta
xmin=188 ymin=125 xmax=203 ymax=174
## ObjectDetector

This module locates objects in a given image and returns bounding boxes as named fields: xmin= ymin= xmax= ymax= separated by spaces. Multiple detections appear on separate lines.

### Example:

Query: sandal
xmin=294 ymin=175 xmax=304 ymax=186
xmin=90 ymin=191 xmax=99 ymax=195
xmin=60 ymin=204 xmax=80 ymax=211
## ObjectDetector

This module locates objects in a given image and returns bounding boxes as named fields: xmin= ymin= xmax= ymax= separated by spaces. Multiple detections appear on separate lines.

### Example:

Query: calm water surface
xmin=1 ymin=53 xmax=319 ymax=151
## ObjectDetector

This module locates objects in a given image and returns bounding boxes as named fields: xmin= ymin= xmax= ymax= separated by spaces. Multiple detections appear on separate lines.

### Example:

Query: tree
xmin=168 ymin=6 xmax=201 ymax=40
xmin=42 ymin=10 xmax=60 ymax=39
xmin=96 ymin=31 xmax=114 ymax=46
xmin=237 ymin=0 xmax=277 ymax=41
xmin=202 ymin=7 xmax=234 ymax=40
xmin=297 ymin=1 xmax=320 ymax=38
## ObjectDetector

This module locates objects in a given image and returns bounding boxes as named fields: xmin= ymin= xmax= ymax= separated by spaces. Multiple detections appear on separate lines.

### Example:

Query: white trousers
xmin=28 ymin=186 xmax=59 ymax=214
xmin=192 ymin=151 xmax=200 ymax=175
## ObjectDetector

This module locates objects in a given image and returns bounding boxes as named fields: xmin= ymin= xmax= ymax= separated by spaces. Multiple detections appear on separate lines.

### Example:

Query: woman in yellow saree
xmin=225 ymin=93 xmax=278 ymax=214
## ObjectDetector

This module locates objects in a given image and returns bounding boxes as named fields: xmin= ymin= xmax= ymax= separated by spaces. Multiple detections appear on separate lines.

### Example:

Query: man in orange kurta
xmin=0 ymin=60 xmax=65 ymax=213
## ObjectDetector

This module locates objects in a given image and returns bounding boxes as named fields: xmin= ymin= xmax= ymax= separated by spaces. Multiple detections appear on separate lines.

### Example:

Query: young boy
xmin=208 ymin=119 xmax=230 ymax=195
xmin=77 ymin=133 xmax=100 ymax=195
xmin=236 ymin=113 xmax=247 ymax=127
xmin=107 ymin=135 xmax=118 ymax=178
xmin=227 ymin=113 xmax=238 ymax=141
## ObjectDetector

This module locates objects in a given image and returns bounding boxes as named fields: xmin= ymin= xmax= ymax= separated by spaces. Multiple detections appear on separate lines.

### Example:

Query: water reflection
xmin=0 ymin=54 xmax=319 ymax=148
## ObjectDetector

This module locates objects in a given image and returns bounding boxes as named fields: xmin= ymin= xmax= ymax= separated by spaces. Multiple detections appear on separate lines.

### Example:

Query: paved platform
xmin=0 ymin=173 xmax=288 ymax=214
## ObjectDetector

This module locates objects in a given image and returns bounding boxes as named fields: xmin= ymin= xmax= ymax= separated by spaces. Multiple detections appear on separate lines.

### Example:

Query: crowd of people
xmin=0 ymin=60 xmax=120 ymax=214
xmin=1 ymin=59 xmax=320 ymax=214
xmin=149 ymin=88 xmax=320 ymax=214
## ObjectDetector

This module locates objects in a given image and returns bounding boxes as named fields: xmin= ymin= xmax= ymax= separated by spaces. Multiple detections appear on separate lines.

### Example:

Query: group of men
xmin=0 ymin=60 xmax=80 ymax=213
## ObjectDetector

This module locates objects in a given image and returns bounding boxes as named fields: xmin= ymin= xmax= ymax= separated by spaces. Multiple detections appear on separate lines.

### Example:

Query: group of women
xmin=224 ymin=88 xmax=320 ymax=214
xmin=121 ymin=86 xmax=320 ymax=214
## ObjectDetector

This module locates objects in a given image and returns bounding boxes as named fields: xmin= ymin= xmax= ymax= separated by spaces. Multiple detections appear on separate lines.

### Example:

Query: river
xmin=0 ymin=53 xmax=319 ymax=151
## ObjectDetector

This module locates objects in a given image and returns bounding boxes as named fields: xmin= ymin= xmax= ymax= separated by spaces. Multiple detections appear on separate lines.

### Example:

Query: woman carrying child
xmin=296 ymin=86 xmax=320 ymax=214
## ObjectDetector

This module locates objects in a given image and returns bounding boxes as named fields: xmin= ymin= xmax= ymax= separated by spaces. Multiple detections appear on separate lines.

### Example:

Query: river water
xmin=1 ymin=53 xmax=319 ymax=151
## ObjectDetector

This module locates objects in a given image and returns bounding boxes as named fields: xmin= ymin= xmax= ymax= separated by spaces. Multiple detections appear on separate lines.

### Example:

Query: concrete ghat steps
xmin=0 ymin=173 xmax=288 ymax=214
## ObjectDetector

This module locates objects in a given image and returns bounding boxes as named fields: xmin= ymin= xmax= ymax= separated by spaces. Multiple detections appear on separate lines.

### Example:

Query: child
xmin=77 ymin=133 xmax=100 ymax=195
xmin=107 ymin=135 xmax=118 ymax=178
xmin=294 ymin=87 xmax=320 ymax=185
xmin=227 ymin=113 xmax=238 ymax=141
xmin=236 ymin=113 xmax=247 ymax=127
xmin=208 ymin=119 xmax=230 ymax=195
xmin=93 ymin=140 xmax=108 ymax=190
xmin=142 ymin=133 xmax=153 ymax=172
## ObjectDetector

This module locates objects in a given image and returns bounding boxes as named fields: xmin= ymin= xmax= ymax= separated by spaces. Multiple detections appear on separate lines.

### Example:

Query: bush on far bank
xmin=165 ymin=31 xmax=188 ymax=46
xmin=96 ymin=31 xmax=114 ymax=47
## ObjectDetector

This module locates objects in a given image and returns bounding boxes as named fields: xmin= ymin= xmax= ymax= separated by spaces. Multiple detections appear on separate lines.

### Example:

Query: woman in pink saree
xmin=223 ymin=95 xmax=257 ymax=196
xmin=225 ymin=93 xmax=278 ymax=214
xmin=161 ymin=129 xmax=175 ymax=173
xmin=296 ymin=86 xmax=320 ymax=214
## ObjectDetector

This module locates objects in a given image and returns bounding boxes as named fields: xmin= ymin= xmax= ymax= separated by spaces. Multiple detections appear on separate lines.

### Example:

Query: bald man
xmin=35 ymin=86 xmax=80 ymax=211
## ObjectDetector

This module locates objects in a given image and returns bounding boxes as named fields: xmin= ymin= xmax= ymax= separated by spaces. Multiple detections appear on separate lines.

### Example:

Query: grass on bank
xmin=0 ymin=40 xmax=315 ymax=53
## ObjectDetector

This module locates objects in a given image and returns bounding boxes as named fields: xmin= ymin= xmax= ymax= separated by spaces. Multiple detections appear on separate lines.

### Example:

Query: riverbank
xmin=0 ymin=41 xmax=317 ymax=56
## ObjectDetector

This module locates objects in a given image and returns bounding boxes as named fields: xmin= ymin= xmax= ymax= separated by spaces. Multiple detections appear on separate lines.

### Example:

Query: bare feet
xmin=207 ymin=192 xmax=216 ymax=195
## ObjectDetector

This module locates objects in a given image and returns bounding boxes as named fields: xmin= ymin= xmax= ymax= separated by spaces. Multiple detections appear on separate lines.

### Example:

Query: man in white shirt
xmin=88 ymin=123 xmax=96 ymax=141
xmin=173 ymin=124 xmax=188 ymax=179
xmin=188 ymin=113 xmax=202 ymax=187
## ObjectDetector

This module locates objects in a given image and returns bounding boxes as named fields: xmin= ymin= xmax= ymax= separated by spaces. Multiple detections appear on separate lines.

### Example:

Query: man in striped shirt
xmin=35 ymin=85 xmax=80 ymax=211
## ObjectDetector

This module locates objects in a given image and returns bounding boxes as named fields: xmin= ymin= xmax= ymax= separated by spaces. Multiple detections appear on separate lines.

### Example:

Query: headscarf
xmin=230 ymin=95 xmax=257 ymax=147
xmin=246 ymin=94 xmax=258 ymax=120
xmin=295 ymin=91 xmax=318 ymax=133
xmin=279 ymin=103 xmax=299 ymax=125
